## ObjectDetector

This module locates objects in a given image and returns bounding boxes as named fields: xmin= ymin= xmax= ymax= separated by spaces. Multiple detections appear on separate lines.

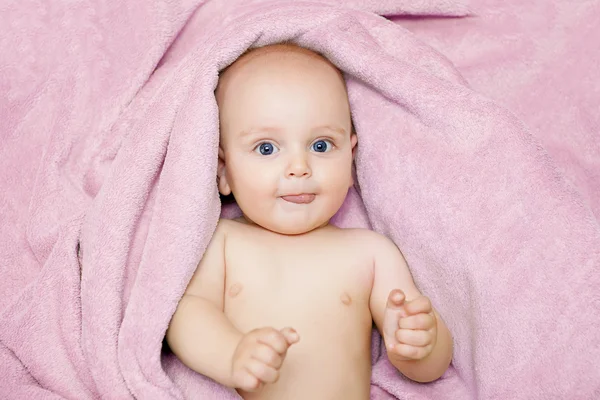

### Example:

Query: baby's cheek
xmin=234 ymin=167 xmax=271 ymax=196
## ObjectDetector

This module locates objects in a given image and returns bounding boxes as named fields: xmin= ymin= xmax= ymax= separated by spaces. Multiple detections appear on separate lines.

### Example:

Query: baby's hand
xmin=230 ymin=327 xmax=299 ymax=392
xmin=383 ymin=289 xmax=437 ymax=362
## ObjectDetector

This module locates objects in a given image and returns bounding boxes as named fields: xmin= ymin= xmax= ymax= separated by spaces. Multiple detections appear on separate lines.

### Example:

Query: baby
xmin=166 ymin=44 xmax=453 ymax=400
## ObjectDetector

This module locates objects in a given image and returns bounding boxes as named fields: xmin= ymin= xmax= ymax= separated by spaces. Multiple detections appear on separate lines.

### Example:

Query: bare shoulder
xmin=215 ymin=217 xmax=261 ymax=236
xmin=334 ymin=227 xmax=401 ymax=254
xmin=197 ymin=219 xmax=229 ymax=250
xmin=214 ymin=218 xmax=236 ymax=234
xmin=212 ymin=218 xmax=249 ymax=243
xmin=183 ymin=219 xmax=237 ymax=299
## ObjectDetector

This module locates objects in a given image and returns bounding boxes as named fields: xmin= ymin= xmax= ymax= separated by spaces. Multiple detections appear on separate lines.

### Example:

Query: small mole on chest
xmin=228 ymin=283 xmax=243 ymax=298
xmin=340 ymin=292 xmax=352 ymax=306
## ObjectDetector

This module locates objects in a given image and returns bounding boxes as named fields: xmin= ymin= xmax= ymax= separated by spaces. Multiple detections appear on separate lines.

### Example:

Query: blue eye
xmin=312 ymin=140 xmax=332 ymax=153
xmin=255 ymin=142 xmax=279 ymax=155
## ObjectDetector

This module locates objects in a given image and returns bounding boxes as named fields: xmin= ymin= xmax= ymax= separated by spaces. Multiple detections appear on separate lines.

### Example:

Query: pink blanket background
xmin=1 ymin=0 xmax=599 ymax=399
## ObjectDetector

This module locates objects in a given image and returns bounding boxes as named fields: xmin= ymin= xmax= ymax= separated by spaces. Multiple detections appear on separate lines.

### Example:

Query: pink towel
xmin=1 ymin=0 xmax=599 ymax=399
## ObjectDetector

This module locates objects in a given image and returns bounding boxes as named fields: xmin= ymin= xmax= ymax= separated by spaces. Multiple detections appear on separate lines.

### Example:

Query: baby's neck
xmin=232 ymin=215 xmax=332 ymax=236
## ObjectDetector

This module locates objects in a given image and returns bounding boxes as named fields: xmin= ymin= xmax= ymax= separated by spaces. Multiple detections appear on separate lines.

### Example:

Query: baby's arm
xmin=166 ymin=223 xmax=242 ymax=386
xmin=166 ymin=222 xmax=298 ymax=392
xmin=369 ymin=234 xmax=453 ymax=383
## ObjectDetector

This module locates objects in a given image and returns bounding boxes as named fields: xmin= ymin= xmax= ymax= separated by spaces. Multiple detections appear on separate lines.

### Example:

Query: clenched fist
xmin=382 ymin=289 xmax=437 ymax=362
xmin=231 ymin=327 xmax=299 ymax=392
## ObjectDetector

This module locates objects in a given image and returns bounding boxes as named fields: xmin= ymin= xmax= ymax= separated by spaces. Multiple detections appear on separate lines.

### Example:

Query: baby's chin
xmin=250 ymin=215 xmax=330 ymax=236
xmin=268 ymin=223 xmax=327 ymax=236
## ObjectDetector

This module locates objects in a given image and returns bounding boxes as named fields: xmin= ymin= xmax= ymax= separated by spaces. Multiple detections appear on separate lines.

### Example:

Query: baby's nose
xmin=286 ymin=153 xmax=311 ymax=178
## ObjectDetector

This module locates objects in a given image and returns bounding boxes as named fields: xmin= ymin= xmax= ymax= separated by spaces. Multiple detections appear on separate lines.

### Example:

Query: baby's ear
xmin=350 ymin=134 xmax=358 ymax=188
xmin=351 ymin=133 xmax=358 ymax=159
xmin=217 ymin=147 xmax=232 ymax=196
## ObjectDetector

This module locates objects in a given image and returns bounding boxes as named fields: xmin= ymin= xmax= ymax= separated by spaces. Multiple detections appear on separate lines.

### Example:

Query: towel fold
xmin=1 ymin=1 xmax=598 ymax=399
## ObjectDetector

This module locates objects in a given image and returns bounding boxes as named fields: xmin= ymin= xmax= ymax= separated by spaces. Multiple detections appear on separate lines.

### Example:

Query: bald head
xmin=215 ymin=43 xmax=351 ymax=146
xmin=216 ymin=43 xmax=345 ymax=94
xmin=216 ymin=43 xmax=347 ymax=109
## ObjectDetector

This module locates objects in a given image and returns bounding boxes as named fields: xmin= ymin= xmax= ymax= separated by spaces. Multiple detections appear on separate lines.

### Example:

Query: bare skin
xmin=166 ymin=44 xmax=453 ymax=399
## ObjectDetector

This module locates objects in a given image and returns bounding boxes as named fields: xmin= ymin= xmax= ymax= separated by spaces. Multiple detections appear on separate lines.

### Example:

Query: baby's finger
xmin=404 ymin=296 xmax=433 ymax=316
xmin=235 ymin=369 xmax=262 ymax=393
xmin=245 ymin=358 xmax=279 ymax=384
xmin=280 ymin=327 xmax=300 ymax=346
xmin=398 ymin=313 xmax=435 ymax=330
xmin=252 ymin=343 xmax=283 ymax=369
xmin=386 ymin=289 xmax=406 ymax=309
xmin=383 ymin=290 xmax=407 ymax=342
xmin=257 ymin=328 xmax=289 ymax=354
xmin=395 ymin=329 xmax=434 ymax=347
xmin=390 ymin=343 xmax=433 ymax=361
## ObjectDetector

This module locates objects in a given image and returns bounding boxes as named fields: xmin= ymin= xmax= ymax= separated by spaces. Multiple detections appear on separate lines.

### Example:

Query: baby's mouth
xmin=280 ymin=194 xmax=316 ymax=204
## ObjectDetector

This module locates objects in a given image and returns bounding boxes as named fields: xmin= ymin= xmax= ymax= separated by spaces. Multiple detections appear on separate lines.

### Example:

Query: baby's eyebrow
xmin=312 ymin=125 xmax=347 ymax=137
xmin=239 ymin=126 xmax=281 ymax=137
xmin=238 ymin=125 xmax=347 ymax=137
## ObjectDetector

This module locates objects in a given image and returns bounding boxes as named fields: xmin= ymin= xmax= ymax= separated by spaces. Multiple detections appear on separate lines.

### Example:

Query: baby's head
xmin=216 ymin=43 xmax=357 ymax=235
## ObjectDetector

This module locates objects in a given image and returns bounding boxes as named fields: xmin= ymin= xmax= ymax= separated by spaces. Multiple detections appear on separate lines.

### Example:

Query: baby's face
xmin=216 ymin=46 xmax=356 ymax=235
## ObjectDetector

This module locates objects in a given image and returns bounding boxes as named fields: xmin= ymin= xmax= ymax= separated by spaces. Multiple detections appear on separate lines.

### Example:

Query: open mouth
xmin=280 ymin=194 xmax=316 ymax=204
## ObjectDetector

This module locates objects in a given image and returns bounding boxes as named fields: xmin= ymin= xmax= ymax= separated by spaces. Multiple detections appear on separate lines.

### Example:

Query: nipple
xmin=340 ymin=292 xmax=352 ymax=306
xmin=228 ymin=283 xmax=243 ymax=298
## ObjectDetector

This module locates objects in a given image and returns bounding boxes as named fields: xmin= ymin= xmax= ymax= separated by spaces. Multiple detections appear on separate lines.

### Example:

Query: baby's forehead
xmin=216 ymin=44 xmax=343 ymax=94
xmin=216 ymin=44 xmax=352 ymax=143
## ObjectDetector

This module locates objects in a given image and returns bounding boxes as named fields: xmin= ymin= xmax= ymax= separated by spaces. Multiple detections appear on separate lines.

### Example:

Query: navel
xmin=340 ymin=292 xmax=352 ymax=306
xmin=228 ymin=283 xmax=243 ymax=298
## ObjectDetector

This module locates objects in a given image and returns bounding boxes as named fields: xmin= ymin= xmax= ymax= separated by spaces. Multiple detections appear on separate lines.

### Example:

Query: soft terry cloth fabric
xmin=395 ymin=0 xmax=600 ymax=225
xmin=1 ymin=0 xmax=599 ymax=399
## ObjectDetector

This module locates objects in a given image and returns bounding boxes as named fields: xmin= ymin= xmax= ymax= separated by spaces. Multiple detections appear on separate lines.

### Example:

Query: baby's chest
xmin=223 ymin=240 xmax=373 ymax=331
